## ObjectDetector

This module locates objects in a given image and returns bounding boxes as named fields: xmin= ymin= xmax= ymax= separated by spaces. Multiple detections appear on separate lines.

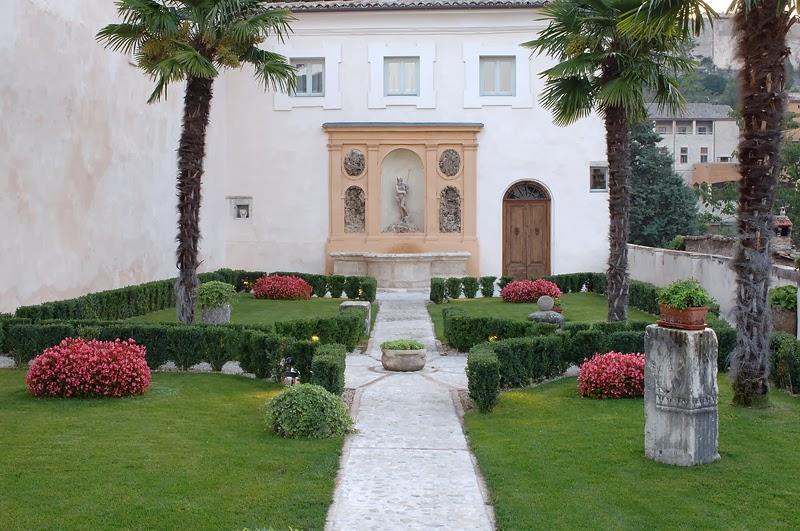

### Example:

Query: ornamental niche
xmin=343 ymin=149 xmax=366 ymax=177
xmin=344 ymin=186 xmax=366 ymax=233
xmin=439 ymin=186 xmax=461 ymax=233
xmin=438 ymin=149 xmax=461 ymax=177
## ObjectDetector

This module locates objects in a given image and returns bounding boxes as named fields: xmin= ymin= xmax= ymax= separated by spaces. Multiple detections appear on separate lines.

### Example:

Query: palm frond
xmin=96 ymin=23 xmax=148 ymax=54
xmin=619 ymin=0 xmax=718 ymax=39
xmin=243 ymin=47 xmax=296 ymax=92
xmin=224 ymin=10 xmax=294 ymax=45
xmin=539 ymin=76 xmax=596 ymax=126
xmin=116 ymin=0 xmax=181 ymax=35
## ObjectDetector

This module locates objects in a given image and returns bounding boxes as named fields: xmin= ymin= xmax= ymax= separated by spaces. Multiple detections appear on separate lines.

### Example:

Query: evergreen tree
xmin=629 ymin=123 xmax=700 ymax=247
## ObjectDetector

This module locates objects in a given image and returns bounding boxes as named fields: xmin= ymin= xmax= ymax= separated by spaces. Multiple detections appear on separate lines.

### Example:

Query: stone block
xmin=527 ymin=310 xmax=564 ymax=326
xmin=644 ymin=325 xmax=720 ymax=466
xmin=340 ymin=300 xmax=372 ymax=335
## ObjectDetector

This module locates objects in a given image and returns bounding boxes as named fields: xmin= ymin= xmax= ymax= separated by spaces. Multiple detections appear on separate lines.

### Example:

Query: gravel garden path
xmin=325 ymin=290 xmax=494 ymax=531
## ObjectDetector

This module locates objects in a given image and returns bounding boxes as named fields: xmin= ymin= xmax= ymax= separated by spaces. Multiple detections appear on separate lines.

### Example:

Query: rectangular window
xmin=700 ymin=147 xmax=709 ymax=163
xmin=479 ymin=56 xmax=516 ymax=96
xmin=384 ymin=57 xmax=420 ymax=96
xmin=719 ymin=156 xmax=731 ymax=162
xmin=680 ymin=147 xmax=688 ymax=164
xmin=291 ymin=58 xmax=324 ymax=97
xmin=696 ymin=121 xmax=713 ymax=134
xmin=676 ymin=121 xmax=692 ymax=134
xmin=590 ymin=166 xmax=608 ymax=191
xmin=655 ymin=121 xmax=672 ymax=134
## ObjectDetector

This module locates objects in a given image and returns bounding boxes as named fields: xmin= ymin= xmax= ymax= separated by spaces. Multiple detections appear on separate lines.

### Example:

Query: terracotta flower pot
xmin=657 ymin=304 xmax=708 ymax=331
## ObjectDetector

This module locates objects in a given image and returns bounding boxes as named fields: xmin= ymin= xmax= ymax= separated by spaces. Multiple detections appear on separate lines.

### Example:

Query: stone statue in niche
xmin=384 ymin=171 xmax=420 ymax=233
xmin=439 ymin=186 xmax=461 ymax=233
xmin=344 ymin=186 xmax=366 ymax=233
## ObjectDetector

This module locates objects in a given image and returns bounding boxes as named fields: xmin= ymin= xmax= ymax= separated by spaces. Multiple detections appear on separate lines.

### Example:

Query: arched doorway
xmin=503 ymin=181 xmax=551 ymax=279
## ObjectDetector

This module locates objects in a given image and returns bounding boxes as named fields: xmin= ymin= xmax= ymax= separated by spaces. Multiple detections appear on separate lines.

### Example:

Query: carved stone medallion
xmin=343 ymin=149 xmax=366 ymax=177
xmin=438 ymin=149 xmax=461 ymax=178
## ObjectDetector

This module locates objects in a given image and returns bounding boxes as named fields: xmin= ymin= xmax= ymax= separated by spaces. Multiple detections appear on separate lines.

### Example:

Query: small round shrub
xmin=500 ymin=279 xmax=562 ymax=303
xmin=577 ymin=352 xmax=645 ymax=399
xmin=266 ymin=384 xmax=352 ymax=439
xmin=252 ymin=275 xmax=312 ymax=300
xmin=198 ymin=280 xmax=236 ymax=309
xmin=26 ymin=338 xmax=150 ymax=398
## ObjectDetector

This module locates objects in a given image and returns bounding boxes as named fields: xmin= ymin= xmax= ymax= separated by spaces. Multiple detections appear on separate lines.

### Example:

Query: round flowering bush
xmin=577 ymin=352 xmax=645 ymax=399
xmin=266 ymin=384 xmax=352 ymax=439
xmin=26 ymin=338 xmax=150 ymax=398
xmin=252 ymin=275 xmax=312 ymax=300
xmin=500 ymin=279 xmax=562 ymax=303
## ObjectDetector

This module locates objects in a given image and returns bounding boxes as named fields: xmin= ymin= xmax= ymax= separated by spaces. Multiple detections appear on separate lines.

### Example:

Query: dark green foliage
xmin=605 ymin=331 xmax=645 ymax=354
xmin=565 ymin=330 xmax=606 ymax=365
xmin=770 ymin=332 xmax=800 ymax=394
xmin=201 ymin=327 xmax=239 ymax=371
xmin=462 ymin=277 xmax=480 ymax=299
xmin=562 ymin=322 xmax=592 ymax=334
xmin=430 ymin=278 xmax=445 ymax=304
xmin=629 ymin=123 xmax=701 ymax=247
xmin=479 ymin=276 xmax=497 ymax=298
xmin=527 ymin=323 xmax=560 ymax=337
xmin=359 ymin=277 xmax=378 ymax=302
xmin=0 ymin=316 xmax=31 ymax=353
xmin=344 ymin=276 xmax=360 ymax=299
xmin=489 ymin=336 xmax=565 ymax=388
xmin=498 ymin=276 xmax=514 ymax=291
xmin=442 ymin=308 xmax=531 ymax=352
xmin=7 ymin=324 xmax=76 ymax=363
xmin=328 ymin=275 xmax=346 ymax=298
xmin=629 ymin=280 xmax=660 ymax=315
xmin=708 ymin=316 xmax=736 ymax=370
xmin=266 ymin=384 xmax=352 ymax=439
xmin=769 ymin=285 xmax=798 ymax=311
xmin=274 ymin=314 xmax=361 ymax=350
xmin=657 ymin=279 xmax=714 ymax=310
xmin=311 ymin=343 xmax=347 ymax=395
xmin=445 ymin=277 xmax=462 ymax=299
xmin=627 ymin=320 xmax=652 ymax=332
xmin=308 ymin=275 xmax=329 ymax=298
xmin=288 ymin=340 xmax=318 ymax=382
xmin=466 ymin=347 xmax=501 ymax=413
xmin=239 ymin=331 xmax=291 ymax=380
xmin=591 ymin=321 xmax=629 ymax=335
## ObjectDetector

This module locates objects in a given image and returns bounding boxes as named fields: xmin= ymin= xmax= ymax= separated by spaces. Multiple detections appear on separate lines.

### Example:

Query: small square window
xmin=479 ymin=56 xmax=516 ymax=96
xmin=719 ymin=156 xmax=731 ymax=162
xmin=384 ymin=57 xmax=419 ymax=96
xmin=590 ymin=166 xmax=608 ymax=191
xmin=229 ymin=197 xmax=252 ymax=220
xmin=291 ymin=58 xmax=324 ymax=97
xmin=700 ymin=147 xmax=709 ymax=163
xmin=680 ymin=147 xmax=688 ymax=164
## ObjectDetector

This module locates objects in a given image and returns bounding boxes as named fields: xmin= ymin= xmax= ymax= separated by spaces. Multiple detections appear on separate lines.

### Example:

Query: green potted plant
xmin=380 ymin=339 xmax=426 ymax=372
xmin=657 ymin=279 xmax=714 ymax=331
xmin=769 ymin=285 xmax=797 ymax=335
xmin=198 ymin=281 xmax=236 ymax=324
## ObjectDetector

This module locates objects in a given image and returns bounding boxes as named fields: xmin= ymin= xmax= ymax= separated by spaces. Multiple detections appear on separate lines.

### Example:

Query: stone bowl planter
xmin=202 ymin=303 xmax=231 ymax=325
xmin=380 ymin=340 xmax=426 ymax=372
xmin=657 ymin=303 xmax=708 ymax=331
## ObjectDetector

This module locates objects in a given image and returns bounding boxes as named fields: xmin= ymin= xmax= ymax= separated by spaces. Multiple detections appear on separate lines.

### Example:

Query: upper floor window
xmin=655 ymin=121 xmax=672 ymax=134
xmin=384 ymin=57 xmax=419 ymax=96
xmin=590 ymin=166 xmax=608 ymax=191
xmin=696 ymin=121 xmax=713 ymax=135
xmin=676 ymin=121 xmax=692 ymax=134
xmin=292 ymin=58 xmax=324 ymax=97
xmin=479 ymin=56 xmax=516 ymax=96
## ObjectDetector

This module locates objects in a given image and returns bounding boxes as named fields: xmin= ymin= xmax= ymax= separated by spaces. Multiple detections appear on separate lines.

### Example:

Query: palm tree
xmin=624 ymin=0 xmax=793 ymax=406
xmin=97 ymin=0 xmax=295 ymax=323
xmin=524 ymin=0 xmax=694 ymax=321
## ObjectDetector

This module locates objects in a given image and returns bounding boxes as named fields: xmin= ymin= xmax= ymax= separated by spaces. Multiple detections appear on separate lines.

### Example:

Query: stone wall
xmin=628 ymin=244 xmax=799 ymax=322
xmin=683 ymin=235 xmax=736 ymax=257
xmin=0 ymin=0 xmax=228 ymax=313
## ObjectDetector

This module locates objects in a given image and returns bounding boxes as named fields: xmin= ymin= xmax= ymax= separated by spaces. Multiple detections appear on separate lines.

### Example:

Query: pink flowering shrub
xmin=26 ymin=338 xmax=150 ymax=398
xmin=577 ymin=352 xmax=645 ymax=399
xmin=252 ymin=275 xmax=312 ymax=300
xmin=500 ymin=279 xmax=562 ymax=303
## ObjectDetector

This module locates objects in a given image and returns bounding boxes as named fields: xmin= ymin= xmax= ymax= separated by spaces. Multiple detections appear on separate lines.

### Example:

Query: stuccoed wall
xmin=0 ymin=0 xmax=227 ymax=313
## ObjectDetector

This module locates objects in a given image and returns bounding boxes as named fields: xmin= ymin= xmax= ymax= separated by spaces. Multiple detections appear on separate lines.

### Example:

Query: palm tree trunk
xmin=175 ymin=76 xmax=214 ymax=324
xmin=605 ymin=104 xmax=631 ymax=321
xmin=730 ymin=0 xmax=790 ymax=407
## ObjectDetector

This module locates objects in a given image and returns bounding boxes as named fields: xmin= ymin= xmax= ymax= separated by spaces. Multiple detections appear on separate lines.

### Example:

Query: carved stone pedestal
xmin=644 ymin=325 xmax=720 ymax=466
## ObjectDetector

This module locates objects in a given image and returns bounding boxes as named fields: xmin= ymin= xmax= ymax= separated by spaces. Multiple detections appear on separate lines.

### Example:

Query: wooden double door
xmin=502 ymin=199 xmax=551 ymax=279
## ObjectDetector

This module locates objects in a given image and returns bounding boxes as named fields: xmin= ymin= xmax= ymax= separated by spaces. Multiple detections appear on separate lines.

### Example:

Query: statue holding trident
xmin=384 ymin=169 xmax=420 ymax=232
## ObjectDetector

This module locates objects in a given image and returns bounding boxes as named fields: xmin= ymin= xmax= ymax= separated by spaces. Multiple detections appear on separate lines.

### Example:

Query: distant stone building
xmin=648 ymin=103 xmax=739 ymax=182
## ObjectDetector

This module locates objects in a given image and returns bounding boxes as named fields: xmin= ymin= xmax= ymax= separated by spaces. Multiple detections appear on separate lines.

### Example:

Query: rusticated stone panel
xmin=439 ymin=186 xmax=461 ymax=233
xmin=438 ymin=149 xmax=461 ymax=177
xmin=344 ymin=186 xmax=366 ymax=233
xmin=344 ymin=149 xmax=366 ymax=177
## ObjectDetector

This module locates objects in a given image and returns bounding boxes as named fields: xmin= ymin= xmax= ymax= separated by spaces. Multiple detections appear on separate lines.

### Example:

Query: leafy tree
xmin=97 ymin=0 xmax=296 ymax=323
xmin=629 ymin=123 xmax=700 ymax=247
xmin=625 ymin=0 xmax=794 ymax=406
xmin=523 ymin=0 xmax=695 ymax=321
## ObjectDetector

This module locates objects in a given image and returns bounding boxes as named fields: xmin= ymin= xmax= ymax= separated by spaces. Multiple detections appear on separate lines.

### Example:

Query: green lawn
xmin=427 ymin=293 xmax=656 ymax=341
xmin=129 ymin=292 xmax=377 ymax=329
xmin=0 ymin=371 xmax=342 ymax=530
xmin=465 ymin=376 xmax=800 ymax=529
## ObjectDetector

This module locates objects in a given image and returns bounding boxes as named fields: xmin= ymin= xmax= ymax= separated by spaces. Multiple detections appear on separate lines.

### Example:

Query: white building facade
xmin=2 ymin=0 xmax=610 ymax=310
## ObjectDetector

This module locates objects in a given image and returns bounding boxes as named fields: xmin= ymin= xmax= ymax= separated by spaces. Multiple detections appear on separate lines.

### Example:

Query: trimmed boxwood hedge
xmin=466 ymin=346 xmax=500 ymax=413
xmin=274 ymin=313 xmax=364 ymax=351
xmin=311 ymin=343 xmax=347 ymax=395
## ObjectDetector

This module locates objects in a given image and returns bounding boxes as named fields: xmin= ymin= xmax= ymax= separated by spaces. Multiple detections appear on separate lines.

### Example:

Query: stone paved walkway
xmin=325 ymin=290 xmax=494 ymax=531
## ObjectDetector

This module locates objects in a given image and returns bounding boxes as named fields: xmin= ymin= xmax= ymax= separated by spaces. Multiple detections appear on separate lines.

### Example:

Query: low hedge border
xmin=12 ymin=269 xmax=378 ymax=323
xmin=311 ymin=343 xmax=347 ymax=395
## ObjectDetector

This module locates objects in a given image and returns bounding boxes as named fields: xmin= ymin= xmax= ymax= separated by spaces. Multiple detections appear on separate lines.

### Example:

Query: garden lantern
xmin=284 ymin=356 xmax=300 ymax=386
